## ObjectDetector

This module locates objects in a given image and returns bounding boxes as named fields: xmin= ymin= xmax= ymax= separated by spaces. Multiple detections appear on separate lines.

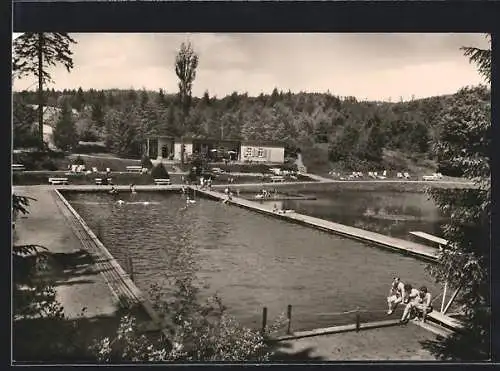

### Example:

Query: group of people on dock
xmin=199 ymin=177 xmax=213 ymax=190
xmin=386 ymin=277 xmax=432 ymax=323
xmin=255 ymin=188 xmax=277 ymax=199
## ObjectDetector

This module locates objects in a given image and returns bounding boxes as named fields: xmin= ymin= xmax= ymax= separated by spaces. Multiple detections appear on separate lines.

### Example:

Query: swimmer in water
xmin=117 ymin=199 xmax=125 ymax=205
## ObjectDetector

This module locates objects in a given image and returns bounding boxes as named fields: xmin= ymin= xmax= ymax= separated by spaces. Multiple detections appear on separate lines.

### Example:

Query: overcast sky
xmin=12 ymin=33 xmax=489 ymax=101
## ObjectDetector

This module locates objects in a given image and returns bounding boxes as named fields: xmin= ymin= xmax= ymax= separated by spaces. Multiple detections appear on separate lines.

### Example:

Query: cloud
xmin=12 ymin=33 xmax=488 ymax=100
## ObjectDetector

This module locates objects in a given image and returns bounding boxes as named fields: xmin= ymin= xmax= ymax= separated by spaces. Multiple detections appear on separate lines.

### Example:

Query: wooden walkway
xmin=274 ymin=317 xmax=452 ymax=341
xmin=275 ymin=319 xmax=401 ymax=341
xmin=195 ymin=188 xmax=438 ymax=261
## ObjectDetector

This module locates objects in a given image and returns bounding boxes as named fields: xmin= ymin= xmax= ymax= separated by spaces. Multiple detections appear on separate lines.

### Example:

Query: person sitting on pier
xmin=400 ymin=285 xmax=432 ymax=323
xmin=386 ymin=277 xmax=405 ymax=315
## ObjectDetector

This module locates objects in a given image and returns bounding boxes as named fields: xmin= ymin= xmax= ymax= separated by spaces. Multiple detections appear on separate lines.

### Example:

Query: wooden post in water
xmin=286 ymin=304 xmax=292 ymax=334
xmin=261 ymin=307 xmax=268 ymax=335
xmin=355 ymin=308 xmax=360 ymax=333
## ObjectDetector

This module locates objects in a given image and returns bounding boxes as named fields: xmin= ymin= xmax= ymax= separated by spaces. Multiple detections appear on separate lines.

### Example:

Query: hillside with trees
xmin=12 ymin=86 xmax=489 ymax=176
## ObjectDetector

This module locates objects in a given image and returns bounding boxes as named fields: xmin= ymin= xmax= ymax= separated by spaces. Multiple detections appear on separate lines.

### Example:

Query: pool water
xmin=258 ymin=190 xmax=446 ymax=241
xmin=63 ymin=191 xmax=442 ymax=331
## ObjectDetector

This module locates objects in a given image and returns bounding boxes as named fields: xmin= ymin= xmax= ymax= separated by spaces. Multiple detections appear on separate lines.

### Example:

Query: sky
xmin=12 ymin=33 xmax=489 ymax=102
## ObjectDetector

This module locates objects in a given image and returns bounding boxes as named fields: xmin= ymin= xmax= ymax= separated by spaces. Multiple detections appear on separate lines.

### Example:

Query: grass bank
xmin=220 ymin=180 xmax=476 ymax=193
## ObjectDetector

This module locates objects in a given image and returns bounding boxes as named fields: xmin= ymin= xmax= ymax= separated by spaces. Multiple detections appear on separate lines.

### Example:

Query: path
xmin=275 ymin=324 xmax=439 ymax=361
xmin=13 ymin=186 xmax=118 ymax=319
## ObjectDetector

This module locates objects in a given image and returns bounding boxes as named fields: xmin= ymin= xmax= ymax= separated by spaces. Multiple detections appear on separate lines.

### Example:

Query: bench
xmin=95 ymin=178 xmax=102 ymax=185
xmin=270 ymin=176 xmax=285 ymax=183
xmin=423 ymin=175 xmax=438 ymax=181
xmin=48 ymin=177 xmax=69 ymax=185
xmin=126 ymin=166 xmax=143 ymax=173
xmin=154 ymin=178 xmax=171 ymax=185
xmin=12 ymin=164 xmax=26 ymax=171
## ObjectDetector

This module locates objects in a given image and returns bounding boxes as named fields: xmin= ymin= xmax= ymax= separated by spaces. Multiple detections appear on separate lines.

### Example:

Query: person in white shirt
xmin=387 ymin=277 xmax=406 ymax=315
xmin=401 ymin=285 xmax=432 ymax=323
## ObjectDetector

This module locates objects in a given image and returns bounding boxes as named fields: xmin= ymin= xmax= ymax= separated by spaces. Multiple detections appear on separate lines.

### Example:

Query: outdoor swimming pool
xmin=62 ymin=190 xmax=442 ymax=331
xmin=257 ymin=190 xmax=446 ymax=242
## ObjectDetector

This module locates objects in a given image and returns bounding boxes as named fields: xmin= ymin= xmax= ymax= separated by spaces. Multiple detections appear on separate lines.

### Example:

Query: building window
xmin=258 ymin=148 xmax=264 ymax=157
xmin=246 ymin=147 xmax=253 ymax=157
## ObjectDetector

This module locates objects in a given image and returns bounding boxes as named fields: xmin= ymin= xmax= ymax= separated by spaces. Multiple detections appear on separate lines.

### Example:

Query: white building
xmin=145 ymin=136 xmax=285 ymax=164
xmin=240 ymin=140 xmax=285 ymax=163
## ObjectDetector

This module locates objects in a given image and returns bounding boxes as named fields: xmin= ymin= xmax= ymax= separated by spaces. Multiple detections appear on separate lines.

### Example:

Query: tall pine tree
xmin=53 ymin=100 xmax=77 ymax=151
xmin=13 ymin=33 xmax=77 ymax=149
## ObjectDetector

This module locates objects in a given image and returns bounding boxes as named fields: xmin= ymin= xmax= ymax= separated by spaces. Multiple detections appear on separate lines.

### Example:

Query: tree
xmin=73 ymin=87 xmax=85 ymax=112
xmin=409 ymin=121 xmax=431 ymax=153
xmin=91 ymin=101 xmax=105 ymax=128
xmin=13 ymin=100 xmax=38 ymax=148
xmin=175 ymin=42 xmax=199 ymax=116
xmin=105 ymin=106 xmax=142 ymax=158
xmin=201 ymin=90 xmax=211 ymax=106
xmin=12 ymin=33 xmax=77 ymax=149
xmin=75 ymin=108 xmax=102 ymax=142
xmin=157 ymin=88 xmax=167 ymax=106
xmin=140 ymin=89 xmax=149 ymax=110
xmin=422 ymin=88 xmax=490 ymax=359
xmin=363 ymin=119 xmax=385 ymax=162
xmin=91 ymin=274 xmax=285 ymax=362
xmin=53 ymin=100 xmax=78 ymax=151
xmin=328 ymin=123 xmax=360 ymax=163
xmin=461 ymin=34 xmax=491 ymax=84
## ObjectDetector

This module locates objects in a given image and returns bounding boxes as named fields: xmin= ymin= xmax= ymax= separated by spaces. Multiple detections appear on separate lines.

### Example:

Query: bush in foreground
xmin=13 ymin=195 xmax=285 ymax=363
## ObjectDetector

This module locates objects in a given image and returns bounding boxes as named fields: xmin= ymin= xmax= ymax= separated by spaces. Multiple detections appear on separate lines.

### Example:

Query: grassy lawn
xmin=301 ymin=146 xmax=438 ymax=178
xmin=12 ymin=172 xmax=166 ymax=186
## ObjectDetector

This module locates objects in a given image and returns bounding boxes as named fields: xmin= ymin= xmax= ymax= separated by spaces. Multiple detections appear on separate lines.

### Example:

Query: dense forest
xmin=12 ymin=85 xmax=490 ymax=175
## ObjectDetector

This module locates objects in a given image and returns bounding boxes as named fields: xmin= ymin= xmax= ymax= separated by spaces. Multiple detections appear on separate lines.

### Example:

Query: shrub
xmin=151 ymin=163 xmax=169 ymax=179
xmin=40 ymin=159 xmax=58 ymax=171
xmin=73 ymin=156 xmax=86 ymax=166
xmin=141 ymin=156 xmax=153 ymax=170
xmin=75 ymin=143 xmax=108 ymax=154
xmin=280 ymin=162 xmax=298 ymax=172
xmin=13 ymin=151 xmax=68 ymax=170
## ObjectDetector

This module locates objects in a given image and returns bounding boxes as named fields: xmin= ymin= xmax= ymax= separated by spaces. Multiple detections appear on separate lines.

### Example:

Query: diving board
xmin=410 ymin=231 xmax=448 ymax=247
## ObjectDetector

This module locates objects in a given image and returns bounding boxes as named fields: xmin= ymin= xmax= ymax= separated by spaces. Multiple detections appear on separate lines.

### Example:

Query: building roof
xmin=145 ymin=135 xmax=175 ymax=139
xmin=241 ymin=140 xmax=285 ymax=147
xmin=145 ymin=135 xmax=284 ymax=148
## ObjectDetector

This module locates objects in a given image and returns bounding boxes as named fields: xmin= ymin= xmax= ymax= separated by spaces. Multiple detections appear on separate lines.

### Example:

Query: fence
xmin=261 ymin=293 xmax=450 ymax=339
